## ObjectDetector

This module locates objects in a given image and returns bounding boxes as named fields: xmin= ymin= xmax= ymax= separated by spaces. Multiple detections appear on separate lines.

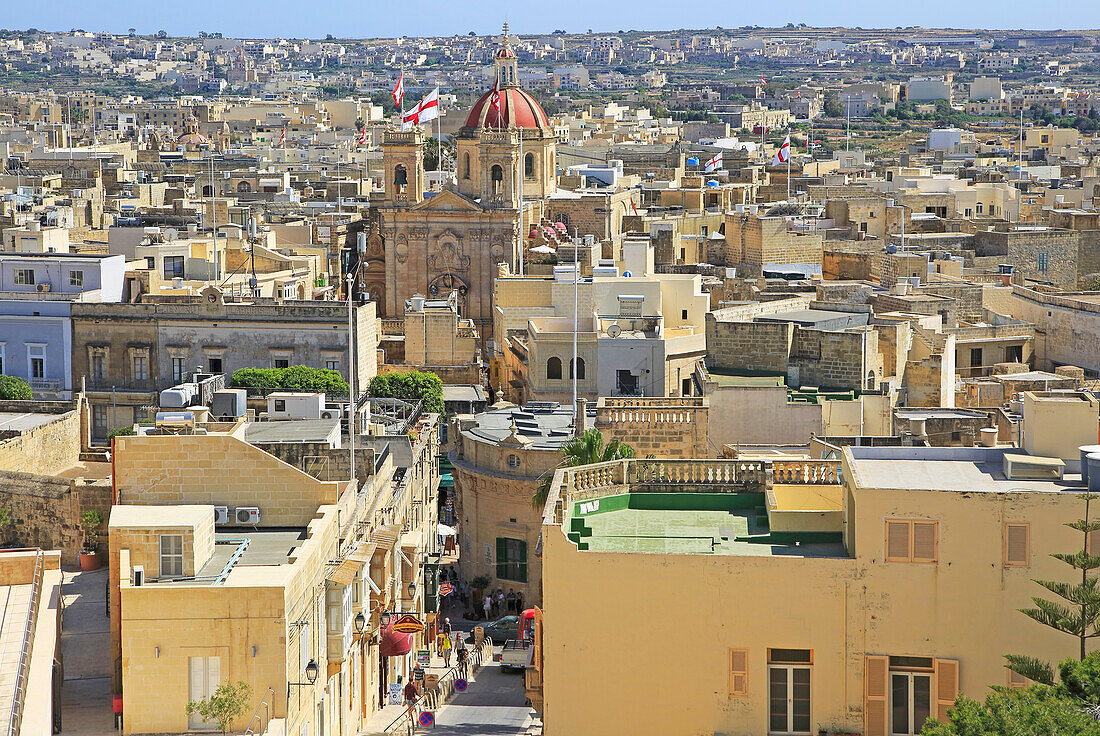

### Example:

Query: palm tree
xmin=532 ymin=429 xmax=635 ymax=509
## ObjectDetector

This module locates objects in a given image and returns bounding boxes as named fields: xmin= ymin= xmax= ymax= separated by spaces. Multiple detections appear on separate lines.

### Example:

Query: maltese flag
xmin=392 ymin=72 xmax=405 ymax=108
xmin=704 ymin=152 xmax=723 ymax=173
xmin=772 ymin=135 xmax=792 ymax=166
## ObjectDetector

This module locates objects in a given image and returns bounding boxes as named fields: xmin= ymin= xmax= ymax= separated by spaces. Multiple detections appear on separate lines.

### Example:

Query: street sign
xmin=391 ymin=613 xmax=425 ymax=634
xmin=454 ymin=678 xmax=468 ymax=692
xmin=419 ymin=711 xmax=434 ymax=727
xmin=438 ymin=582 xmax=454 ymax=597
xmin=388 ymin=682 xmax=403 ymax=705
xmin=416 ymin=649 xmax=431 ymax=667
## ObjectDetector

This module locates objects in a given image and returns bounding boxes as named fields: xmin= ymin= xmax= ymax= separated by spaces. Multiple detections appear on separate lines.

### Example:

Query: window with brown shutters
xmin=1004 ymin=523 xmax=1030 ymax=567
xmin=934 ymin=659 xmax=959 ymax=722
xmin=728 ymin=648 xmax=748 ymax=697
xmin=864 ymin=655 xmax=888 ymax=736
xmin=885 ymin=519 xmax=938 ymax=564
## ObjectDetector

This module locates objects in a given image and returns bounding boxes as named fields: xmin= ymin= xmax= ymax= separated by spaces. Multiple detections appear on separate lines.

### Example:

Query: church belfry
xmin=381 ymin=128 xmax=425 ymax=205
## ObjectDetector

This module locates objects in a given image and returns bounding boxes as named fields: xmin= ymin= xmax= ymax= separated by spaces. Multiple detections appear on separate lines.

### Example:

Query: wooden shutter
xmin=864 ymin=655 xmax=888 ymax=736
xmin=885 ymin=521 xmax=910 ymax=562
xmin=912 ymin=521 xmax=938 ymax=563
xmin=1007 ymin=667 xmax=1028 ymax=689
xmin=728 ymin=648 xmax=749 ymax=697
xmin=1004 ymin=523 xmax=1030 ymax=567
xmin=518 ymin=539 xmax=528 ymax=583
xmin=495 ymin=537 xmax=506 ymax=579
xmin=934 ymin=658 xmax=959 ymax=722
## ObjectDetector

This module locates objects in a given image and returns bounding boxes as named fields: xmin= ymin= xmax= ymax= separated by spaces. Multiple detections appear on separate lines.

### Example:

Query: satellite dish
xmin=607 ymin=324 xmax=622 ymax=338
xmin=622 ymin=270 xmax=632 ymax=277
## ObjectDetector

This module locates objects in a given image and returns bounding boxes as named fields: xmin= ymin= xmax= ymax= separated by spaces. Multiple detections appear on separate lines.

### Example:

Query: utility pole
xmin=347 ymin=272 xmax=357 ymax=491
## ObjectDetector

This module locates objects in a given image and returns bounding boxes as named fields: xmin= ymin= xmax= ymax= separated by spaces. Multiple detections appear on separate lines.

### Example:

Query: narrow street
xmin=427 ymin=658 xmax=538 ymax=736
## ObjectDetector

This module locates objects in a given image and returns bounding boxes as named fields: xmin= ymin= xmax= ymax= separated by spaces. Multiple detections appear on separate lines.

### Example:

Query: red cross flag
xmin=401 ymin=88 xmax=440 ymax=129
xmin=704 ymin=152 xmax=723 ymax=173
xmin=277 ymin=127 xmax=286 ymax=146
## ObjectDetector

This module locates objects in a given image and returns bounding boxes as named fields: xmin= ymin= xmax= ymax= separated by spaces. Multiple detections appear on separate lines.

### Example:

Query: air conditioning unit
xmin=320 ymin=410 xmax=339 ymax=420
xmin=236 ymin=507 xmax=261 ymax=525
xmin=214 ymin=506 xmax=229 ymax=525
xmin=36 ymin=283 xmax=51 ymax=292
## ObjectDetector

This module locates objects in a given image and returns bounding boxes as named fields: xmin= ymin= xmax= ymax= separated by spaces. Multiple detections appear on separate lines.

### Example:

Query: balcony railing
xmin=85 ymin=378 xmax=156 ymax=393
xmin=771 ymin=459 xmax=843 ymax=485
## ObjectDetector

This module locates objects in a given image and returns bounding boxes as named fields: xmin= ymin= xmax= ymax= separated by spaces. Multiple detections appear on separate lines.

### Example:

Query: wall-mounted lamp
xmin=304 ymin=659 xmax=319 ymax=684
xmin=407 ymin=582 xmax=416 ymax=598
xmin=353 ymin=611 xmax=366 ymax=634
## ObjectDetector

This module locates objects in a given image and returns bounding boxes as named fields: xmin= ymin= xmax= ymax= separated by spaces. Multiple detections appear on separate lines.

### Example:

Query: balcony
xmin=84 ymin=378 xmax=156 ymax=393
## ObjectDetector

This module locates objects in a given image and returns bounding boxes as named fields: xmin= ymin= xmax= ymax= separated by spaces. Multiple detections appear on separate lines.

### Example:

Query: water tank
xmin=1088 ymin=453 xmax=1100 ymax=493
xmin=409 ymin=295 xmax=426 ymax=311
xmin=160 ymin=384 xmax=198 ymax=409
xmin=978 ymin=427 xmax=998 ymax=447
xmin=1080 ymin=445 xmax=1100 ymax=485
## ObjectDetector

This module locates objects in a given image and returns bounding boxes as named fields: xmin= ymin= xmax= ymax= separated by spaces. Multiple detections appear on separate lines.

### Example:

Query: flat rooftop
xmin=706 ymin=369 xmax=785 ymax=388
xmin=244 ymin=419 xmax=340 ymax=444
xmin=195 ymin=530 xmax=307 ymax=579
xmin=463 ymin=405 xmax=576 ymax=450
xmin=0 ymin=412 xmax=58 ymax=433
xmin=578 ymin=507 xmax=846 ymax=558
xmin=848 ymin=447 xmax=1083 ymax=493
xmin=756 ymin=308 xmax=869 ymax=328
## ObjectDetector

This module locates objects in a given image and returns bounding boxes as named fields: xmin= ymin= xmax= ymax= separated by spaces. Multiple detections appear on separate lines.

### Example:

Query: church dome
xmin=495 ymin=46 xmax=517 ymax=59
xmin=463 ymin=86 xmax=551 ymax=133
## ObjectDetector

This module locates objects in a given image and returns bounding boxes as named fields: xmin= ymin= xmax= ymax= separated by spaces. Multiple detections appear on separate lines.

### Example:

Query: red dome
xmin=495 ymin=46 xmax=517 ymax=59
xmin=463 ymin=86 xmax=551 ymax=132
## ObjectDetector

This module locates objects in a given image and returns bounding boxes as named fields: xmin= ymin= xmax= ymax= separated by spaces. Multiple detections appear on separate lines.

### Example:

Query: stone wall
xmin=790 ymin=328 xmax=881 ymax=390
xmin=706 ymin=320 xmax=793 ymax=374
xmin=0 ymin=473 xmax=112 ymax=565
xmin=0 ymin=403 xmax=83 ymax=476
xmin=975 ymin=229 xmax=1080 ymax=291
xmin=595 ymin=398 xmax=709 ymax=458
xmin=1006 ymin=286 xmax=1100 ymax=373
xmin=920 ymin=283 xmax=984 ymax=323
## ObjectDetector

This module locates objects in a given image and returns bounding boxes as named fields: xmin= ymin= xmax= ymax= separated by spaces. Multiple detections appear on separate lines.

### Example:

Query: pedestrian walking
xmin=441 ymin=632 xmax=453 ymax=667
xmin=482 ymin=594 xmax=492 ymax=620
xmin=403 ymin=677 xmax=419 ymax=722
xmin=456 ymin=642 xmax=469 ymax=679
xmin=506 ymin=588 xmax=516 ymax=613
xmin=495 ymin=588 xmax=505 ymax=616
xmin=442 ymin=617 xmax=452 ymax=636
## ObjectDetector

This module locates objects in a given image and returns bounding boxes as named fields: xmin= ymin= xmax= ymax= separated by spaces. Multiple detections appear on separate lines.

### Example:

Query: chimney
xmin=574 ymin=398 xmax=587 ymax=438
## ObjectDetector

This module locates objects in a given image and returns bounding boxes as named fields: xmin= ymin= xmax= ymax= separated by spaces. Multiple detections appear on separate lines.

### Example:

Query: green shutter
xmin=496 ymin=537 xmax=507 ymax=580
xmin=518 ymin=539 xmax=528 ymax=583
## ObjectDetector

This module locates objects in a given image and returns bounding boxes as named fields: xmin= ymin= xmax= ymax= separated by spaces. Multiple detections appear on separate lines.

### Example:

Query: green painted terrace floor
xmin=578 ymin=509 xmax=847 ymax=558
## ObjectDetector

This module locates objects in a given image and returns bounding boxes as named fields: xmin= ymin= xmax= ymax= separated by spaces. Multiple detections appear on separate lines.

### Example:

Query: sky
xmin=4 ymin=0 xmax=1100 ymax=39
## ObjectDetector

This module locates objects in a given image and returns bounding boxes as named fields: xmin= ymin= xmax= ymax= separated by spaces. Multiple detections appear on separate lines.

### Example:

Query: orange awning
xmin=380 ymin=624 xmax=414 ymax=657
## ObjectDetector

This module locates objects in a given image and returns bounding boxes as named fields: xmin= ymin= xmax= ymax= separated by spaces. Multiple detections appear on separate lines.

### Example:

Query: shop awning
xmin=438 ymin=473 xmax=454 ymax=489
xmin=371 ymin=525 xmax=401 ymax=549
xmin=380 ymin=624 xmax=414 ymax=657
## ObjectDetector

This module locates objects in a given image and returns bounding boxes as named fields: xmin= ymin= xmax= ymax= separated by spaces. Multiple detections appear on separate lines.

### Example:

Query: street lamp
xmin=304 ymin=659 xmax=319 ymax=684
xmin=353 ymin=611 xmax=366 ymax=634
xmin=407 ymin=582 xmax=416 ymax=599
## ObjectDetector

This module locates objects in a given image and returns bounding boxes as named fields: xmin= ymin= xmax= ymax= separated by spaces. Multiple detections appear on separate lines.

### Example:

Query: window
xmin=69 ymin=270 xmax=84 ymax=288
xmin=890 ymin=669 xmax=931 ymax=735
xmin=701 ymin=225 xmax=708 ymax=237
xmin=569 ymin=357 xmax=585 ymax=380
xmin=274 ymin=358 xmax=290 ymax=369
xmin=975 ymin=202 xmax=983 ymax=214
xmin=160 ymin=534 xmax=184 ymax=577
xmin=163 ymin=256 xmax=184 ymax=279
xmin=1007 ymin=667 xmax=1029 ymax=689
xmin=275 ymin=399 xmax=286 ymax=412
xmin=92 ymin=405 xmax=108 ymax=438
xmin=326 ymin=360 xmax=339 ymax=372
xmin=145 ymin=256 xmax=156 ymax=270
xmin=463 ymin=152 xmax=471 ymax=179
xmin=964 ymin=208 xmax=972 ymax=218
xmin=546 ymin=356 xmax=562 ymax=380
xmin=171 ymin=357 xmax=186 ymax=383
xmin=1005 ymin=344 xmax=1023 ymax=364
xmin=524 ymin=152 xmax=534 ymax=178
xmin=860 ymin=222 xmax=868 ymax=233
xmin=208 ymin=358 xmax=223 ymax=374
xmin=507 ymin=454 xmax=521 ymax=469
xmin=1037 ymin=252 xmax=1048 ymax=272
xmin=13 ymin=269 xmax=34 ymax=285
xmin=92 ymin=354 xmax=106 ymax=380
xmin=27 ymin=345 xmax=44 ymax=380
xmin=681 ymin=309 xmax=689 ymax=320
xmin=495 ymin=537 xmax=527 ymax=582
xmin=728 ymin=648 xmax=749 ymax=697
xmin=768 ymin=649 xmax=811 ymax=735
xmin=491 ymin=164 xmax=504 ymax=196
xmin=1004 ymin=523 xmax=1030 ymax=567
xmin=969 ymin=348 xmax=983 ymax=370
xmin=884 ymin=519 xmax=938 ymax=564
xmin=132 ymin=355 xmax=147 ymax=382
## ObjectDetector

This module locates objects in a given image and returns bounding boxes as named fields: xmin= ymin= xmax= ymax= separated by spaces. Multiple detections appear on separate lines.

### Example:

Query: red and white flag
xmin=277 ymin=126 xmax=286 ymax=145
xmin=489 ymin=79 xmax=502 ymax=116
xmin=392 ymin=72 xmax=405 ymax=108
xmin=357 ymin=125 xmax=367 ymax=146
xmin=772 ymin=134 xmax=791 ymax=166
xmin=704 ymin=152 xmax=723 ymax=173
xmin=401 ymin=87 xmax=440 ymax=129
xmin=761 ymin=74 xmax=767 ymax=85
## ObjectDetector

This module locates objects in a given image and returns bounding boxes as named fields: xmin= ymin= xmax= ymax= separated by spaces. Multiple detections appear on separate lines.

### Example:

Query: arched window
xmin=463 ymin=152 xmax=471 ymax=179
xmin=546 ymin=356 xmax=562 ymax=380
xmin=570 ymin=357 xmax=585 ymax=380
xmin=524 ymin=152 xmax=534 ymax=178
xmin=236 ymin=180 xmax=252 ymax=193
xmin=394 ymin=164 xmax=408 ymax=193
xmin=201 ymin=185 xmax=213 ymax=197
xmin=491 ymin=164 xmax=503 ymax=195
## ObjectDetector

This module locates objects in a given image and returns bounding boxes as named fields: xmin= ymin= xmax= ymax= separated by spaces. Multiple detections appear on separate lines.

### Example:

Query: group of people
xmin=403 ymin=616 xmax=472 ymax=723
xmin=479 ymin=587 xmax=524 ymax=620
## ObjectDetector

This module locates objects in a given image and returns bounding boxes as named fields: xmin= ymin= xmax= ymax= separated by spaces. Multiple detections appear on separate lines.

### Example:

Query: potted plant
xmin=79 ymin=510 xmax=104 ymax=571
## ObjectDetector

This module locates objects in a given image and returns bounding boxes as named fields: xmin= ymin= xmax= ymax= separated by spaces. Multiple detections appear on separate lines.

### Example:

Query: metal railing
xmin=6 ymin=550 xmax=43 ymax=736
xmin=383 ymin=636 xmax=494 ymax=735
xmin=243 ymin=687 xmax=277 ymax=735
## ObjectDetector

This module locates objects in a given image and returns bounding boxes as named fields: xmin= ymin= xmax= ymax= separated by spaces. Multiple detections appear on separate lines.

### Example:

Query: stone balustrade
xmin=771 ymin=459 xmax=843 ymax=485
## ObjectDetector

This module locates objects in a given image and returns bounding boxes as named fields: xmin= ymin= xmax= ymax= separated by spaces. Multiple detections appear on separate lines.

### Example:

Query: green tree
xmin=1010 ymin=492 xmax=1100 ymax=672
xmin=367 ymin=371 xmax=444 ymax=414
xmin=185 ymin=680 xmax=252 ymax=736
xmin=823 ymin=93 xmax=843 ymax=118
xmin=532 ymin=429 xmax=636 ymax=509
xmin=231 ymin=366 xmax=349 ymax=396
xmin=921 ymin=685 xmax=1100 ymax=736
xmin=80 ymin=510 xmax=102 ymax=552
xmin=0 ymin=375 xmax=32 ymax=400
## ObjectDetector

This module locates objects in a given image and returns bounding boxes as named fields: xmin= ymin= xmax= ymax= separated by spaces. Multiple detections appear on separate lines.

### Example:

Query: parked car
xmin=496 ymin=639 xmax=529 ymax=673
xmin=466 ymin=615 xmax=518 ymax=644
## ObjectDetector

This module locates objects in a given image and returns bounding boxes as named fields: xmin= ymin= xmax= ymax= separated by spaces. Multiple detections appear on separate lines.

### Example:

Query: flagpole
xmin=436 ymin=93 xmax=442 ymax=190
xmin=518 ymin=129 xmax=524 ymax=277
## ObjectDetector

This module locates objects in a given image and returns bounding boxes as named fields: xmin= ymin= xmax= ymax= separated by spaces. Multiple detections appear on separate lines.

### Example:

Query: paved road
xmin=427 ymin=659 xmax=537 ymax=735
